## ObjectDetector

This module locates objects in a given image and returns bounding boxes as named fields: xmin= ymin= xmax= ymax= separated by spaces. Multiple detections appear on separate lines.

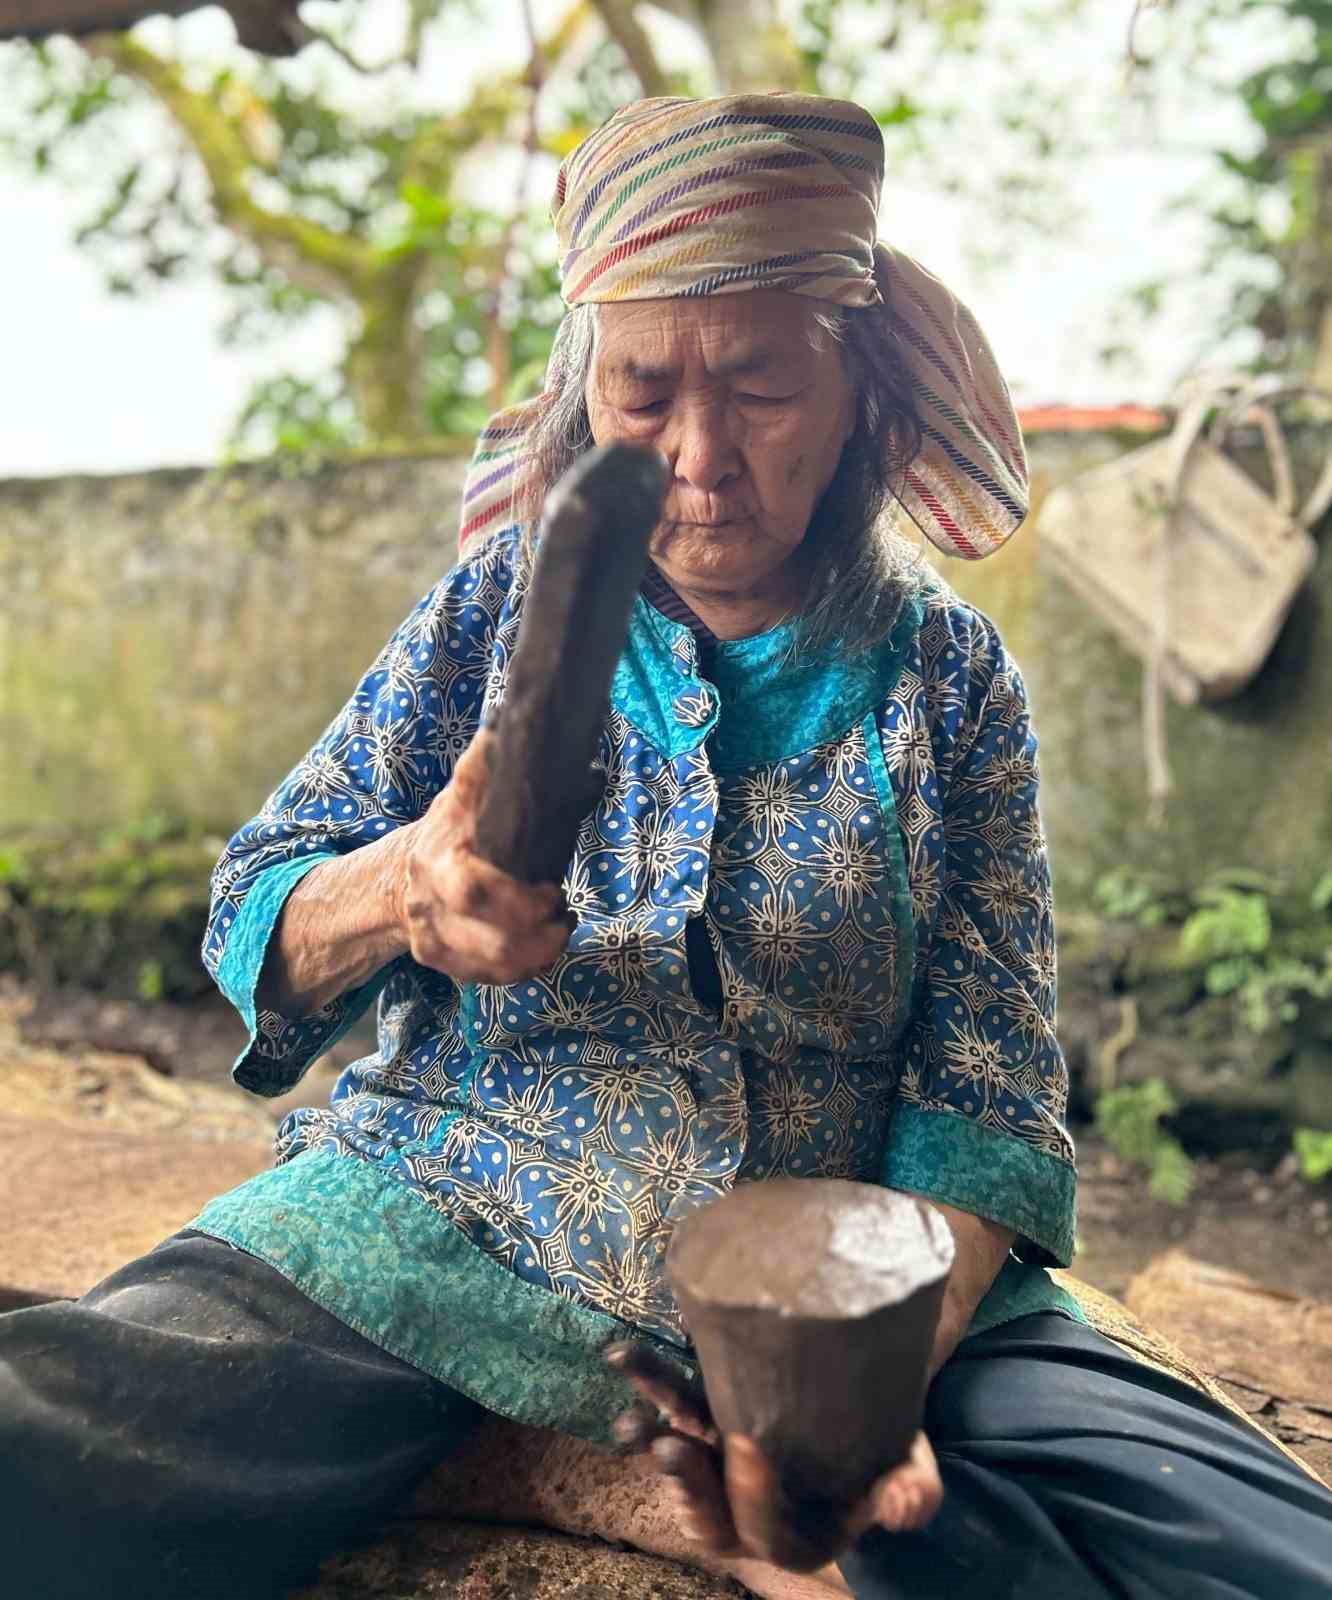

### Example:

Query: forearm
xmin=254 ymin=825 xmax=416 ymax=1018
xmin=907 ymin=1197 xmax=1015 ymax=1379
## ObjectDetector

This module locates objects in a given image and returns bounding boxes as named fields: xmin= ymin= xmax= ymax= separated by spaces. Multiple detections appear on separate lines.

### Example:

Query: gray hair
xmin=518 ymin=299 xmax=929 ymax=658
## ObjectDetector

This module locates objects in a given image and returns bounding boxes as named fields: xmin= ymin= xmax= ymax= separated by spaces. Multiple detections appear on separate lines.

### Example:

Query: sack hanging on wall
xmin=1036 ymin=378 xmax=1327 ymax=707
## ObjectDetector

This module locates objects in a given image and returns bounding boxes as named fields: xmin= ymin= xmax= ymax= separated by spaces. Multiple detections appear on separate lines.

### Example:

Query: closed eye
xmin=623 ymin=399 xmax=668 ymax=416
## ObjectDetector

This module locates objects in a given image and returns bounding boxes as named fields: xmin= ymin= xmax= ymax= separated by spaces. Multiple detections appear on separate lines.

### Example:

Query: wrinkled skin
xmin=394 ymin=731 xmax=573 ymax=985
xmin=605 ymin=1341 xmax=943 ymax=1576
xmin=585 ymin=291 xmax=858 ymax=639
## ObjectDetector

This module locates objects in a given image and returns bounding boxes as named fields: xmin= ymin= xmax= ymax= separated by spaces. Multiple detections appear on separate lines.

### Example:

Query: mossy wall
xmin=2 ymin=437 xmax=1328 ymax=906
xmin=0 ymin=455 xmax=466 ymax=837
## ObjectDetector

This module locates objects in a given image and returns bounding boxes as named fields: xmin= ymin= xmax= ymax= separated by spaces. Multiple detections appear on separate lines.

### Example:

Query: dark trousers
xmin=1 ymin=1233 xmax=1329 ymax=1600
xmin=839 ymin=1316 xmax=1332 ymax=1599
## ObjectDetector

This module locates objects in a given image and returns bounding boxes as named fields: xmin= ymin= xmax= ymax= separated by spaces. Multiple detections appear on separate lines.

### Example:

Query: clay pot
xmin=666 ymin=1179 xmax=953 ymax=1536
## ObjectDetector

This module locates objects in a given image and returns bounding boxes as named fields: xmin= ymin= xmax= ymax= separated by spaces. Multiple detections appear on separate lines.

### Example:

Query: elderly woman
xmin=3 ymin=92 xmax=1330 ymax=1600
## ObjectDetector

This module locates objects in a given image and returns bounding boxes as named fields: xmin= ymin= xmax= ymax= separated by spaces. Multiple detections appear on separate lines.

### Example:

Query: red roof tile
xmin=1017 ymin=404 xmax=1168 ymax=434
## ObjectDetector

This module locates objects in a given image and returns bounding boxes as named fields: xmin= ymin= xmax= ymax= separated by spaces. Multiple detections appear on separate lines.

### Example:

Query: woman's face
xmin=585 ymin=290 xmax=858 ymax=600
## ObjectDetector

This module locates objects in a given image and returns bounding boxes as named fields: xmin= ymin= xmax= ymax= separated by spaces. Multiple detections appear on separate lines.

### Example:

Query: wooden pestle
xmin=473 ymin=442 xmax=668 ymax=884
xmin=666 ymin=1179 xmax=954 ymax=1557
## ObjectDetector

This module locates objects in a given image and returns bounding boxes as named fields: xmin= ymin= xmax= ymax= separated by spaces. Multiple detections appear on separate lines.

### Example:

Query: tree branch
xmin=399 ymin=1 xmax=586 ymax=193
xmin=542 ymin=0 xmax=595 ymax=71
xmin=81 ymin=32 xmax=374 ymax=303
xmin=484 ymin=0 xmax=547 ymax=409
xmin=586 ymin=0 xmax=671 ymax=97
xmin=300 ymin=20 xmax=418 ymax=76
xmin=690 ymin=0 xmax=801 ymax=92
xmin=1125 ymin=0 xmax=1162 ymax=72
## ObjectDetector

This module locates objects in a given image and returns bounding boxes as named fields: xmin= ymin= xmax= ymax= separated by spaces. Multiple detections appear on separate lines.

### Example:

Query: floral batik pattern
xmin=202 ymin=526 xmax=1076 ymax=1355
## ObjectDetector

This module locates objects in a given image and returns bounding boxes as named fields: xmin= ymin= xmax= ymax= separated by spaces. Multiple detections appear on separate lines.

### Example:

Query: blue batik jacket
xmin=193 ymin=524 xmax=1081 ymax=1440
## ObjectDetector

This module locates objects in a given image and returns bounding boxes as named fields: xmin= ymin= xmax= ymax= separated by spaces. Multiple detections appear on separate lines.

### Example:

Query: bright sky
xmin=0 ymin=0 xmax=1296 ymax=476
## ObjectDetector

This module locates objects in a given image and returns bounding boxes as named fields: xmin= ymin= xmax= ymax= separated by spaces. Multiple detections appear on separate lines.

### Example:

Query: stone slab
xmin=299 ymin=1520 xmax=751 ymax=1600
xmin=1125 ymin=1249 xmax=1332 ymax=1481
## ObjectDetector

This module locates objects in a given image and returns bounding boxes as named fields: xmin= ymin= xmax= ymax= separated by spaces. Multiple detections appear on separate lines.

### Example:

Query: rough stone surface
xmin=297 ymin=1520 xmax=750 ymax=1600
xmin=399 ymin=1420 xmax=847 ymax=1600
xmin=1125 ymin=1249 xmax=1332 ymax=1482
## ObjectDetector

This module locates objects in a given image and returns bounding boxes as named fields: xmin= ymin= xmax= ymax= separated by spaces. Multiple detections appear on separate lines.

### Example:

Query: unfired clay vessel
xmin=666 ymin=1179 xmax=954 ymax=1524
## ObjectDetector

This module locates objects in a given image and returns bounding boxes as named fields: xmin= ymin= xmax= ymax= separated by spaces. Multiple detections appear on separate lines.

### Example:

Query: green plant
xmin=1180 ymin=875 xmax=1332 ymax=1031
xmin=1092 ymin=868 xmax=1175 ymax=928
xmin=1179 ymin=886 xmax=1272 ymax=965
xmin=135 ymin=958 xmax=165 ymax=1003
xmin=1097 ymin=866 xmax=1332 ymax=1037
xmin=1293 ymin=1128 xmax=1332 ymax=1184
xmin=1230 ymin=955 xmax=1332 ymax=1033
xmin=1095 ymin=1078 xmax=1196 ymax=1205
xmin=0 ymin=828 xmax=218 ymax=1000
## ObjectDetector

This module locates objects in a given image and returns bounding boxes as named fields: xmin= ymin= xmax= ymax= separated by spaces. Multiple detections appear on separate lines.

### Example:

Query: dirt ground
xmin=1073 ymin=1137 xmax=1332 ymax=1303
xmin=3 ymin=979 xmax=1326 ymax=1600
xmin=4 ymin=980 xmax=1330 ymax=1304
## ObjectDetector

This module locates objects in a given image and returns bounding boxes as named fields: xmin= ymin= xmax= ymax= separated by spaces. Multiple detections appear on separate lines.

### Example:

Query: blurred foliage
xmin=9 ymin=0 xmax=1324 ymax=450
xmin=1 ymin=0 xmax=1330 ymax=438
xmin=0 ymin=0 xmax=580 ymax=447
xmin=1095 ymin=1077 xmax=1196 ymax=1204
xmin=1122 ymin=0 xmax=1332 ymax=381
xmin=1092 ymin=866 xmax=1182 ymax=928
xmin=1212 ymin=0 xmax=1332 ymax=381
xmin=1093 ymin=865 xmax=1332 ymax=1034
xmin=0 ymin=828 xmax=218 ymax=1001
xmin=1293 ymin=1125 xmax=1332 ymax=1180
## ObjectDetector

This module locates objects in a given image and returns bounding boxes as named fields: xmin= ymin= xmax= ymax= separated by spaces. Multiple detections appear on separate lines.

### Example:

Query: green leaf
xmin=1293 ymin=1128 xmax=1332 ymax=1183
xmin=1204 ymin=956 xmax=1251 ymax=996
xmin=1095 ymin=1078 xmax=1175 ymax=1163
xmin=1148 ymin=1142 xmax=1196 ymax=1205
xmin=1179 ymin=889 xmax=1271 ymax=963
xmin=398 ymin=180 xmax=451 ymax=229
xmin=876 ymin=95 xmax=922 ymax=127
xmin=136 ymin=959 xmax=165 ymax=1003
xmin=1095 ymin=1079 xmax=1195 ymax=1208
xmin=1092 ymin=867 xmax=1170 ymax=925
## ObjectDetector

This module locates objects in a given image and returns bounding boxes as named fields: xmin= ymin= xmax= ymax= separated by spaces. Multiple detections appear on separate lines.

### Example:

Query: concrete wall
xmin=2 ymin=437 xmax=1328 ymax=902
xmin=0 ymin=454 xmax=467 ymax=836
xmin=934 ymin=434 xmax=1332 ymax=901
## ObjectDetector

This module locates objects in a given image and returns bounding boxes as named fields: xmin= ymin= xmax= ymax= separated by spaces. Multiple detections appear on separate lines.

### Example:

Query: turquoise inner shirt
xmin=194 ymin=527 xmax=1083 ymax=1442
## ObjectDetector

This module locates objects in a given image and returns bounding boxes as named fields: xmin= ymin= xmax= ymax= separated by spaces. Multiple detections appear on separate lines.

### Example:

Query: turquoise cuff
xmin=882 ymin=1104 xmax=1077 ymax=1267
xmin=216 ymin=853 xmax=334 ymax=1030
xmin=217 ymin=852 xmax=390 ymax=1096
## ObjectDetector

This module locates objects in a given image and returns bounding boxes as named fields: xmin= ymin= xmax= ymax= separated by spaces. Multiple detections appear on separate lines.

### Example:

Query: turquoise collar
xmin=609 ymin=593 xmax=923 ymax=771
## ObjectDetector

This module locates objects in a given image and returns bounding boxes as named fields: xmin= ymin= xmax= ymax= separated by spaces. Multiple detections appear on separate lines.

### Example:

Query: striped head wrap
xmin=460 ymin=92 xmax=1026 ymax=562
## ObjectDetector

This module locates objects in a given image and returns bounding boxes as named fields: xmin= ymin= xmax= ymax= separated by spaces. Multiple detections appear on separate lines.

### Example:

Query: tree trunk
xmin=1305 ymin=139 xmax=1332 ymax=390
xmin=692 ymin=0 xmax=803 ymax=91
xmin=345 ymin=256 xmax=429 ymax=447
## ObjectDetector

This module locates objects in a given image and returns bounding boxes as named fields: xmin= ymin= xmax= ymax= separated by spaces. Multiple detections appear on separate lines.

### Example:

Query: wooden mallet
xmin=473 ymin=441 xmax=668 ymax=884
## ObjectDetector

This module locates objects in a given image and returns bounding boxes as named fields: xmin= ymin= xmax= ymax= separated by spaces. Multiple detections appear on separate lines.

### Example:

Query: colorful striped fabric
xmin=459 ymin=93 xmax=1028 ymax=563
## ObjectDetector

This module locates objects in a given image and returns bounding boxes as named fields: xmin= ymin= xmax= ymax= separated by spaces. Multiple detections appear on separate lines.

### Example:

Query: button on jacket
xmin=194 ymin=525 xmax=1080 ymax=1440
